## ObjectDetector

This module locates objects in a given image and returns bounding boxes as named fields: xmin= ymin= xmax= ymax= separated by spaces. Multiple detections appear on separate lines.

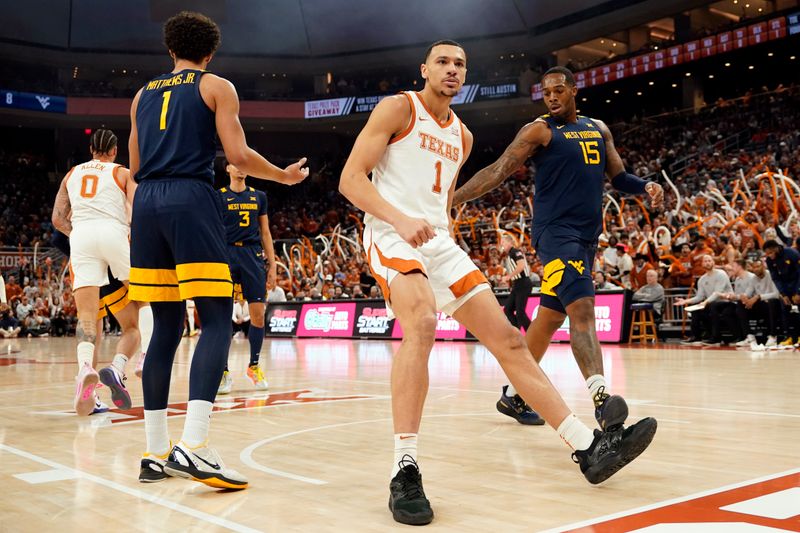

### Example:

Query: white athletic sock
xmin=392 ymin=433 xmax=418 ymax=478
xmin=586 ymin=374 xmax=607 ymax=404
xmin=181 ymin=400 xmax=213 ymax=448
xmin=506 ymin=384 xmax=518 ymax=397
xmin=144 ymin=409 xmax=170 ymax=456
xmin=112 ymin=353 xmax=128 ymax=375
xmin=77 ymin=341 xmax=94 ymax=369
xmin=139 ymin=305 xmax=153 ymax=354
xmin=557 ymin=413 xmax=595 ymax=451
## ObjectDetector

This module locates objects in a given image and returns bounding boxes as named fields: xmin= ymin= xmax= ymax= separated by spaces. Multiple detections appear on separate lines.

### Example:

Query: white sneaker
xmin=163 ymin=441 xmax=248 ymax=489
xmin=246 ymin=364 xmax=269 ymax=390
xmin=74 ymin=363 xmax=99 ymax=416
xmin=765 ymin=336 xmax=778 ymax=348
xmin=139 ymin=443 xmax=172 ymax=483
xmin=218 ymin=370 xmax=233 ymax=395
xmin=750 ymin=342 xmax=766 ymax=352
xmin=91 ymin=394 xmax=109 ymax=414
xmin=735 ymin=335 xmax=757 ymax=347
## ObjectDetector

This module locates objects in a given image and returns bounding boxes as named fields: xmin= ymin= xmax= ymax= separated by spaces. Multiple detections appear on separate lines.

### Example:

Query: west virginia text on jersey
xmin=220 ymin=186 xmax=268 ymax=246
xmin=531 ymin=115 xmax=607 ymax=243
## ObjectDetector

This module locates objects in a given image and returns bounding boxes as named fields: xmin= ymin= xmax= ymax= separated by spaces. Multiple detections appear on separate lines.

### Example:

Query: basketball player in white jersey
xmin=52 ymin=129 xmax=142 ymax=416
xmin=339 ymin=40 xmax=656 ymax=526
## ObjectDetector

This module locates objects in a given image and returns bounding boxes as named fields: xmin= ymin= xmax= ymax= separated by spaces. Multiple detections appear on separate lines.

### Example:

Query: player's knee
xmin=250 ymin=306 xmax=266 ymax=327
xmin=403 ymin=312 xmax=437 ymax=348
xmin=502 ymin=325 xmax=528 ymax=352
xmin=567 ymin=299 xmax=595 ymax=329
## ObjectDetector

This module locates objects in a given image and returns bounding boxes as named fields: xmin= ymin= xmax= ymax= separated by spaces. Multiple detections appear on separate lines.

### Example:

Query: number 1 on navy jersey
xmin=160 ymin=91 xmax=172 ymax=130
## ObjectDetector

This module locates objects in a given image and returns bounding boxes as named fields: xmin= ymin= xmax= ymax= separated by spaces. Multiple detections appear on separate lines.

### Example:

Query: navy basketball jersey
xmin=135 ymin=69 xmax=216 ymax=183
xmin=220 ymin=186 xmax=268 ymax=246
xmin=531 ymin=115 xmax=607 ymax=242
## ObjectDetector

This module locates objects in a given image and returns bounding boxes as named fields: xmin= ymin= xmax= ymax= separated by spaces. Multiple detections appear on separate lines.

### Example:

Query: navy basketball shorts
xmin=228 ymin=245 xmax=266 ymax=303
xmin=534 ymin=229 xmax=597 ymax=314
xmin=129 ymin=178 xmax=232 ymax=302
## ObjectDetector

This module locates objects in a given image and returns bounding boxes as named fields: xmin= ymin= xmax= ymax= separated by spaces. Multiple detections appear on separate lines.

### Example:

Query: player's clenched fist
xmin=394 ymin=215 xmax=436 ymax=248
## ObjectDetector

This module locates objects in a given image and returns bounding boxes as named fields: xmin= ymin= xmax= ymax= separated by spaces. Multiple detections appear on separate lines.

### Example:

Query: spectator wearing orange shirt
xmin=630 ymin=254 xmax=655 ymax=291
xmin=4 ymin=275 xmax=22 ymax=304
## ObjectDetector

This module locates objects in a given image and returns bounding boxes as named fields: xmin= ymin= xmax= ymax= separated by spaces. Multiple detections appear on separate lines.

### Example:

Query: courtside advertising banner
xmin=525 ymin=293 xmax=625 ymax=342
xmin=265 ymin=303 xmax=301 ymax=336
xmin=266 ymin=292 xmax=626 ymax=341
xmin=354 ymin=302 xmax=395 ymax=338
xmin=297 ymin=302 xmax=357 ymax=337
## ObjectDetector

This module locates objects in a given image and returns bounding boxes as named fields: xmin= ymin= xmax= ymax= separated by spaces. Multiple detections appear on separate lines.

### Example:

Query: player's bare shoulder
xmin=368 ymin=93 xmax=414 ymax=136
xmin=198 ymin=72 xmax=236 ymax=110
xmin=588 ymin=117 xmax=613 ymax=140
xmin=516 ymin=118 xmax=552 ymax=151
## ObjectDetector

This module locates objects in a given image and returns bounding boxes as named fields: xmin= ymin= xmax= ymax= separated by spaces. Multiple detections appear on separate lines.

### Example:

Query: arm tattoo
xmin=52 ymin=186 xmax=73 ymax=235
xmin=454 ymin=133 xmax=536 ymax=205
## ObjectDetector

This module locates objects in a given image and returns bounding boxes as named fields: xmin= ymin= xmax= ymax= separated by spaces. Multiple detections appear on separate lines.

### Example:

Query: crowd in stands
xmin=1 ymin=84 xmax=799 ymax=341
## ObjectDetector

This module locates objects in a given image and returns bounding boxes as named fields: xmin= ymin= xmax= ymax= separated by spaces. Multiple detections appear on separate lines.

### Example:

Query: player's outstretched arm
xmin=51 ymin=175 xmax=72 ymax=236
xmin=259 ymin=212 xmax=277 ymax=290
xmin=596 ymin=119 xmax=663 ymax=209
xmin=453 ymin=121 xmax=547 ymax=206
xmin=339 ymin=95 xmax=435 ymax=248
xmin=207 ymin=75 xmax=308 ymax=185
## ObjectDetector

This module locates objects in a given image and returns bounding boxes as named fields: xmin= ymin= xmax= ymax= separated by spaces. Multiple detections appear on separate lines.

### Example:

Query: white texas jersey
xmin=365 ymin=91 xmax=465 ymax=230
xmin=66 ymin=159 xmax=128 ymax=226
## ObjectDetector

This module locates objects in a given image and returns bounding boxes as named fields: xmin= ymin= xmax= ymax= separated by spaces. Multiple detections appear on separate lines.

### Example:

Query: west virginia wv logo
xmin=568 ymin=260 xmax=585 ymax=275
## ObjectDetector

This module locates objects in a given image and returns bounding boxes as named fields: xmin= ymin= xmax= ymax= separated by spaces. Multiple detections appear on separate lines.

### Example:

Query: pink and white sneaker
xmin=134 ymin=352 xmax=146 ymax=378
xmin=74 ymin=363 xmax=99 ymax=416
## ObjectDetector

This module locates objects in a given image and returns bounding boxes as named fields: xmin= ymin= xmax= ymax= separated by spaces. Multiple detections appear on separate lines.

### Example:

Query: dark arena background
xmin=1 ymin=1 xmax=799 ymax=531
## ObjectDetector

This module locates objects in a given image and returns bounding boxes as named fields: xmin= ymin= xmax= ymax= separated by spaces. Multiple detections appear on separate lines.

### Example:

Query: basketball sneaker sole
xmin=74 ymin=370 xmax=99 ymax=416
xmin=98 ymin=367 xmax=132 ymax=409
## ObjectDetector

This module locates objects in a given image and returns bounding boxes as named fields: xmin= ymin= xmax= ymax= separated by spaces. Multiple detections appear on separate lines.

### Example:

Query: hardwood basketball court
xmin=1 ymin=336 xmax=798 ymax=531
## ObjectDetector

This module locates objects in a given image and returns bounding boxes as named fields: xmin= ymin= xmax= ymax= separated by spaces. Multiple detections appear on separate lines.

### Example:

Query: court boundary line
xmin=0 ymin=443 xmax=262 ymax=533
xmin=541 ymin=467 xmax=800 ymax=532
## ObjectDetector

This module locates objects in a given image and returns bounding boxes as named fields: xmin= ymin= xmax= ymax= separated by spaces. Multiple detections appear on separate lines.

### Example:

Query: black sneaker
xmin=139 ymin=451 xmax=170 ymax=483
xmin=593 ymin=386 xmax=628 ymax=431
xmin=496 ymin=385 xmax=546 ymax=425
xmin=388 ymin=455 xmax=434 ymax=525
xmin=573 ymin=417 xmax=657 ymax=484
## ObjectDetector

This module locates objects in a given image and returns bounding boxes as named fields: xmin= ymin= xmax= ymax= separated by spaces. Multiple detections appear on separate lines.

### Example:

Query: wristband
xmin=611 ymin=171 xmax=648 ymax=195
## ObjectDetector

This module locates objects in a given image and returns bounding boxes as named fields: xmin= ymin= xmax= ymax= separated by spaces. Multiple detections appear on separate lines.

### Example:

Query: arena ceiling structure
xmin=0 ymin=0 xmax=792 ymax=135
xmin=0 ymin=0 xmax=713 ymax=71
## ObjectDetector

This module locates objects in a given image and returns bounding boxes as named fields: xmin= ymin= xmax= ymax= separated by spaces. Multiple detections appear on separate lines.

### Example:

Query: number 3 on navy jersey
xmin=239 ymin=211 xmax=250 ymax=227
xmin=579 ymin=141 xmax=600 ymax=165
